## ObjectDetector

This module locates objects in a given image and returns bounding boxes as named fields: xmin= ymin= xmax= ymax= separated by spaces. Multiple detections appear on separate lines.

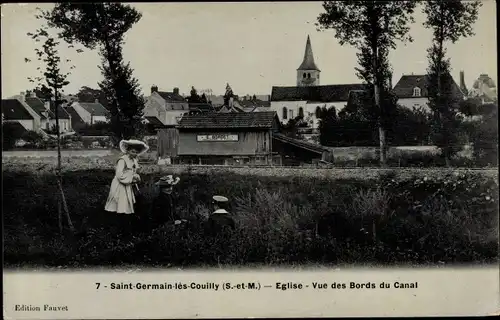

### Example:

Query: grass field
xmin=3 ymin=166 xmax=498 ymax=269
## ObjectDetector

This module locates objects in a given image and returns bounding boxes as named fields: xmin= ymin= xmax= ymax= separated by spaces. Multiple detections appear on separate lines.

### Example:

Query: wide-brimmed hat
xmin=119 ymin=139 xmax=149 ymax=156
xmin=213 ymin=195 xmax=229 ymax=203
xmin=156 ymin=175 xmax=180 ymax=187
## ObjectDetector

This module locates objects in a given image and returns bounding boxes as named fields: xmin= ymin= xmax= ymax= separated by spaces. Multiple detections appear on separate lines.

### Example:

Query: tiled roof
xmin=271 ymin=84 xmax=367 ymax=102
xmin=157 ymin=91 xmax=187 ymax=103
xmin=188 ymin=103 xmax=215 ymax=112
xmin=178 ymin=111 xmax=278 ymax=129
xmin=347 ymin=90 xmax=371 ymax=106
xmin=3 ymin=121 xmax=28 ymax=135
xmin=238 ymin=99 xmax=271 ymax=108
xmin=65 ymin=106 xmax=85 ymax=128
xmin=145 ymin=116 xmax=165 ymax=127
xmin=1 ymin=99 xmax=33 ymax=120
xmin=274 ymin=132 xmax=330 ymax=153
xmin=393 ymin=74 xmax=464 ymax=99
xmin=25 ymin=97 xmax=49 ymax=119
xmin=218 ymin=105 xmax=244 ymax=113
xmin=49 ymin=101 xmax=71 ymax=119
xmin=78 ymin=102 xmax=109 ymax=117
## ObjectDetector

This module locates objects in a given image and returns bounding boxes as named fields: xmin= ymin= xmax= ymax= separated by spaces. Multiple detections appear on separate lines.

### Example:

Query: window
xmin=303 ymin=73 xmax=306 ymax=79
xmin=315 ymin=106 xmax=321 ymax=118
xmin=299 ymin=107 xmax=304 ymax=118
xmin=289 ymin=109 xmax=294 ymax=119
xmin=282 ymin=107 xmax=288 ymax=119
xmin=413 ymin=87 xmax=421 ymax=97
xmin=307 ymin=73 xmax=311 ymax=79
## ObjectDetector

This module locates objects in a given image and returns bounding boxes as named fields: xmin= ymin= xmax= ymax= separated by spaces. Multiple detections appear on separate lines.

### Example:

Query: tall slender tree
xmin=41 ymin=3 xmax=145 ymax=145
xmin=422 ymin=0 xmax=481 ymax=166
xmin=25 ymin=25 xmax=77 ymax=233
xmin=317 ymin=1 xmax=416 ymax=165
xmin=223 ymin=83 xmax=234 ymax=107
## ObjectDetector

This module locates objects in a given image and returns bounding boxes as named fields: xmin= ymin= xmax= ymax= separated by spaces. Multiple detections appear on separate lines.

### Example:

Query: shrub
xmin=1 ymin=122 xmax=26 ymax=150
xmin=2 ymin=169 xmax=498 ymax=268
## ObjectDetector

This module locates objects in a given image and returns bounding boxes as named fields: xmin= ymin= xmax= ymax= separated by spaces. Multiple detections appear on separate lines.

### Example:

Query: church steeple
xmin=297 ymin=35 xmax=320 ymax=71
xmin=296 ymin=35 xmax=321 ymax=87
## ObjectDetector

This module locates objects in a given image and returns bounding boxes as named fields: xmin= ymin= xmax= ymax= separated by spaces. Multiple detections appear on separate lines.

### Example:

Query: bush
xmin=2 ymin=170 xmax=498 ymax=268
xmin=1 ymin=122 xmax=26 ymax=150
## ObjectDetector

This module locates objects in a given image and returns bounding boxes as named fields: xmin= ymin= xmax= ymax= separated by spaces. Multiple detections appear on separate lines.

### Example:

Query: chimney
xmin=95 ymin=98 xmax=99 ymax=103
xmin=29 ymin=91 xmax=37 ymax=98
xmin=19 ymin=91 xmax=25 ymax=101
xmin=151 ymin=85 xmax=158 ymax=94
xmin=173 ymin=87 xmax=179 ymax=95
xmin=44 ymin=101 xmax=50 ymax=111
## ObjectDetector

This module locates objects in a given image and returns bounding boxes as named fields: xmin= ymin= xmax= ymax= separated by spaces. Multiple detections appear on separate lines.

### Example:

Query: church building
xmin=270 ymin=35 xmax=365 ymax=132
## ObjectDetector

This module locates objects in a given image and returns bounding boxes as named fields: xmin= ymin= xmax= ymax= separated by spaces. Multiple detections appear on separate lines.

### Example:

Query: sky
xmin=1 ymin=1 xmax=497 ymax=98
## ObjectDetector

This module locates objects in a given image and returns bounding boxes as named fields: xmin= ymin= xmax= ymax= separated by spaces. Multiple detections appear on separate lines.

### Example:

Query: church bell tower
xmin=297 ymin=35 xmax=320 ymax=87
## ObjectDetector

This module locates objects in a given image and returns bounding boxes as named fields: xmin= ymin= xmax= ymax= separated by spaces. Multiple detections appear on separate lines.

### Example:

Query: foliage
xmin=42 ymin=3 xmax=146 ymax=146
xmin=3 ymin=170 xmax=497 ymax=267
xmin=317 ymin=0 xmax=416 ymax=164
xmin=1 ymin=122 xmax=27 ymax=150
xmin=469 ymin=105 xmax=498 ymax=166
xmin=77 ymin=86 xmax=108 ymax=107
xmin=319 ymin=103 xmax=433 ymax=147
xmin=388 ymin=106 xmax=433 ymax=145
xmin=423 ymin=0 xmax=481 ymax=165
xmin=223 ymin=83 xmax=234 ymax=107
xmin=281 ymin=116 xmax=305 ymax=139
xmin=75 ymin=122 xmax=112 ymax=136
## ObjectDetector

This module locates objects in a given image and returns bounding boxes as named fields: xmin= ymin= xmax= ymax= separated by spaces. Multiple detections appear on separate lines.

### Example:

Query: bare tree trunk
xmin=54 ymin=88 xmax=75 ymax=233
xmin=58 ymin=200 xmax=63 ymax=233
xmin=57 ymin=177 xmax=75 ymax=231
xmin=370 ymin=2 xmax=386 ymax=167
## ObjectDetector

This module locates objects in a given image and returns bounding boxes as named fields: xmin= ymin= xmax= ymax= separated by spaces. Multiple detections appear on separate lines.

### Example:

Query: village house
xmin=24 ymin=93 xmax=72 ymax=133
xmin=1 ymin=98 xmax=35 ymax=131
xmin=69 ymin=100 xmax=109 ymax=125
xmin=235 ymin=95 xmax=271 ymax=112
xmin=270 ymin=35 xmax=365 ymax=131
xmin=469 ymin=73 xmax=497 ymax=104
xmin=144 ymin=86 xmax=189 ymax=126
xmin=2 ymin=92 xmax=72 ymax=133
xmin=392 ymin=73 xmax=465 ymax=111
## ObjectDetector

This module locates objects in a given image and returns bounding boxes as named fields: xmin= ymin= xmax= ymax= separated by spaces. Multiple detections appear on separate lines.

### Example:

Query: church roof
xmin=297 ymin=35 xmax=320 ymax=71
xmin=271 ymin=84 xmax=366 ymax=102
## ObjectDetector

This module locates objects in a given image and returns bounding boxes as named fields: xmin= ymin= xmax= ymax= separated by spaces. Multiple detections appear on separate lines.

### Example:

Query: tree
xmin=318 ymin=106 xmax=338 ymax=146
xmin=458 ymin=98 xmax=498 ymax=166
xmin=42 ymin=3 xmax=145 ymax=146
xmin=25 ymin=86 xmax=53 ymax=101
xmin=200 ymin=93 xmax=208 ymax=104
xmin=1 ymin=123 xmax=27 ymax=150
xmin=188 ymin=86 xmax=201 ymax=103
xmin=223 ymin=83 xmax=234 ymax=107
xmin=317 ymin=1 xmax=416 ymax=165
xmin=423 ymin=0 xmax=481 ymax=166
xmin=77 ymin=86 xmax=107 ymax=107
xmin=25 ymin=24 xmax=76 ymax=233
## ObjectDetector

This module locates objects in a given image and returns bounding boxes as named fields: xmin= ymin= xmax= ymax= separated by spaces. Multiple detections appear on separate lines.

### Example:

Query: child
xmin=149 ymin=175 xmax=181 ymax=228
xmin=205 ymin=195 xmax=235 ymax=237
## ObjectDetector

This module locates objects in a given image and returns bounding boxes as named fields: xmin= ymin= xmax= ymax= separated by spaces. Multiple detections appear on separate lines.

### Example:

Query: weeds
xmin=2 ymin=169 xmax=498 ymax=268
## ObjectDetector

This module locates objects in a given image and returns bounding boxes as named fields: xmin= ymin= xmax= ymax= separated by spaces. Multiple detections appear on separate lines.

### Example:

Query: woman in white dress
xmin=105 ymin=139 xmax=149 ymax=217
